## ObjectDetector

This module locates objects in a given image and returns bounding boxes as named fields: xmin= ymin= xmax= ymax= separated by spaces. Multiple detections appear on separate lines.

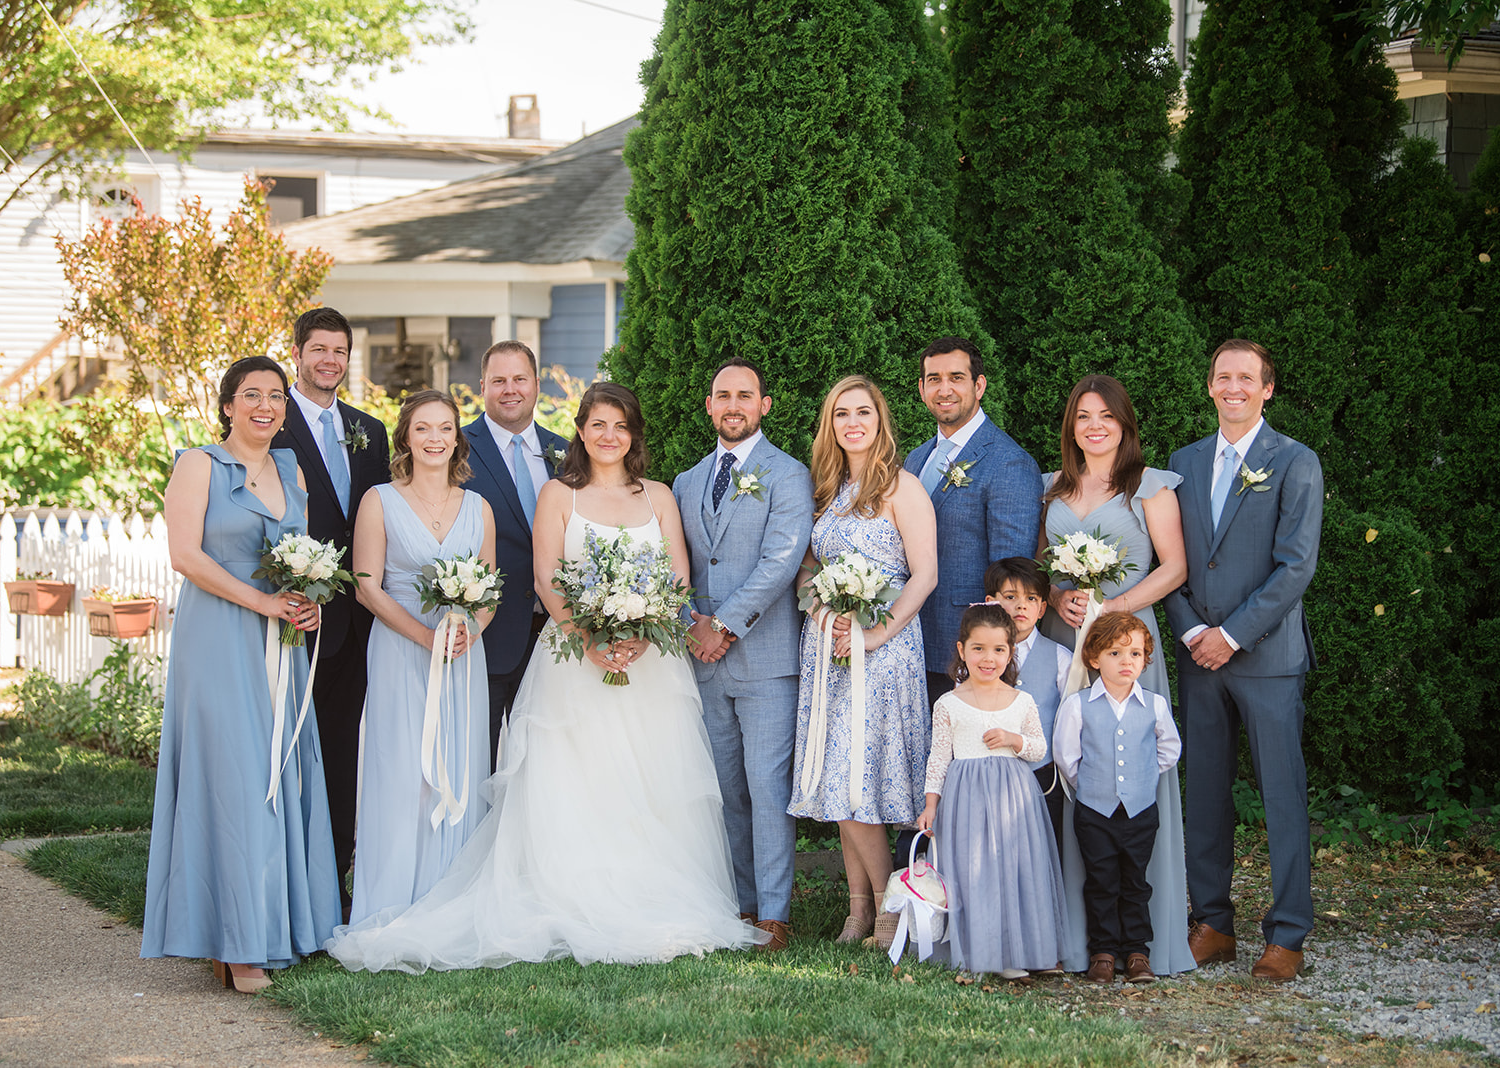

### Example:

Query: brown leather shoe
xmin=1086 ymin=953 xmax=1116 ymax=984
xmin=1124 ymin=953 xmax=1155 ymax=984
xmin=1187 ymin=922 xmax=1237 ymax=965
xmin=739 ymin=912 xmax=758 ymax=925
xmin=754 ymin=919 xmax=791 ymax=953
xmin=1251 ymin=944 xmax=1303 ymax=981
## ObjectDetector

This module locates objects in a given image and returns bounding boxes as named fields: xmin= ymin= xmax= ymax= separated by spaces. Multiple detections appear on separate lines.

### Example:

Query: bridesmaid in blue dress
xmin=1036 ymin=374 xmax=1195 ymax=976
xmin=142 ymin=356 xmax=340 ymax=993
xmin=345 ymin=390 xmax=496 ymax=926
xmin=788 ymin=375 xmax=937 ymax=949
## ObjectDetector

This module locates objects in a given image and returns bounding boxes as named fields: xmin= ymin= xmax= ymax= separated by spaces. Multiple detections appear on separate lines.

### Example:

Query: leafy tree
xmin=0 ymin=0 xmax=469 ymax=209
xmin=611 ymin=0 xmax=986 ymax=476
xmin=1350 ymin=0 xmax=1500 ymax=62
xmin=57 ymin=177 xmax=332 ymax=448
xmin=947 ymin=0 xmax=1201 ymax=468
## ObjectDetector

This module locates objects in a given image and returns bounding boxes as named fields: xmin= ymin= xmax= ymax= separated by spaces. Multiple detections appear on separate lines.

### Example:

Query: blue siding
xmin=539 ymin=283 xmax=607 ymax=384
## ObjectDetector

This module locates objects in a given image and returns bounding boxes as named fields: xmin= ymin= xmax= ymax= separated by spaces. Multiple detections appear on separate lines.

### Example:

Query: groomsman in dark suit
xmin=273 ymin=306 xmax=391 ymax=915
xmin=904 ymin=337 xmax=1043 ymax=702
xmin=1164 ymin=339 xmax=1323 ymax=982
xmin=461 ymin=341 xmax=570 ymax=767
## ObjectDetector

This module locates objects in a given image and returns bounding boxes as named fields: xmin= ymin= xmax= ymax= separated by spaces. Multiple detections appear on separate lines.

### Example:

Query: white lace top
xmin=923 ymin=690 xmax=1047 ymax=796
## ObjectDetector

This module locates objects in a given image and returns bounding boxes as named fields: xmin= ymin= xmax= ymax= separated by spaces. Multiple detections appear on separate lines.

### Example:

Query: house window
xmin=93 ymin=179 xmax=156 ymax=221
xmin=261 ymin=174 xmax=320 ymax=224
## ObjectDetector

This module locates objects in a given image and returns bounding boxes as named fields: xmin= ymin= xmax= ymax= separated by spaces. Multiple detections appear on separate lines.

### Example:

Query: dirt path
xmin=0 ymin=849 xmax=365 ymax=1067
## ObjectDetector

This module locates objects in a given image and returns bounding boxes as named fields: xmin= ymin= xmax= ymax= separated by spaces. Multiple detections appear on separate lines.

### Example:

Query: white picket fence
xmin=1 ymin=510 xmax=180 ymax=684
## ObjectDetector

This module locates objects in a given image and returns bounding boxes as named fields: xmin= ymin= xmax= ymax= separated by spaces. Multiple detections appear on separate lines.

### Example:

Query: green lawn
xmin=24 ymin=831 xmax=150 ymax=927
xmin=0 ymin=725 xmax=155 ymax=837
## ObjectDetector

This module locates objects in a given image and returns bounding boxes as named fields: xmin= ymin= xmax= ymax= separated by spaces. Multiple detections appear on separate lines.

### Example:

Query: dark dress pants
xmin=311 ymin=611 xmax=371 ymax=910
xmin=1074 ymin=801 xmax=1158 ymax=961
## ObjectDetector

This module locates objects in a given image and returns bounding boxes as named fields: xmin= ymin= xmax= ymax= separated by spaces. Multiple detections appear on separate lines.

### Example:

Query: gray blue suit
xmin=673 ymin=438 xmax=813 ymax=924
xmin=904 ymin=416 xmax=1043 ymax=682
xmin=1165 ymin=423 xmax=1322 ymax=952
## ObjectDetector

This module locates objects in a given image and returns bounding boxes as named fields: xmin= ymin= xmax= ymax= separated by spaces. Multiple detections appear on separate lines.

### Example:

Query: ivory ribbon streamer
xmin=420 ymin=610 xmax=473 ymax=830
xmin=264 ymin=606 xmax=321 ymax=811
xmin=797 ymin=610 xmax=868 ymax=812
xmin=1056 ymin=587 xmax=1104 ymax=803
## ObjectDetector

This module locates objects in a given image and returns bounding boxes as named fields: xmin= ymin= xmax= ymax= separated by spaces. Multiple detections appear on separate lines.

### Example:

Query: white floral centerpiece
xmin=548 ymin=526 xmax=692 ymax=685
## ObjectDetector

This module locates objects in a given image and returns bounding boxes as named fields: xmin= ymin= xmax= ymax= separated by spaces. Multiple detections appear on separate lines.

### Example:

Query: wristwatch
xmin=709 ymin=615 xmax=735 ymax=638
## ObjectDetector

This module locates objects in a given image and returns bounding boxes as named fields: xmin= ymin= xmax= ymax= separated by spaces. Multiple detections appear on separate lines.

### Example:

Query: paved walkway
xmin=0 ymin=846 xmax=365 ymax=1067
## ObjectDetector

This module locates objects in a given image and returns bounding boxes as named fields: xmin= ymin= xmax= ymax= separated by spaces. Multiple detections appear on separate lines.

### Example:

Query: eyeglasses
xmin=234 ymin=390 xmax=289 ymax=408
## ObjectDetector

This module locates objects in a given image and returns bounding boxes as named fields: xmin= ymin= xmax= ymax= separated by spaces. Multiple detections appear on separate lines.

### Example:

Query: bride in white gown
xmin=326 ymin=383 xmax=765 ymax=972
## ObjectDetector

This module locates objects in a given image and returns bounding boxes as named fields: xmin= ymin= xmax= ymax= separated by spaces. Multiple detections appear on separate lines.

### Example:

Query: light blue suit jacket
xmin=461 ymin=416 xmax=570 ymax=676
xmin=672 ymin=438 xmax=814 ymax=682
xmin=1164 ymin=424 xmax=1322 ymax=677
xmin=904 ymin=415 xmax=1043 ymax=673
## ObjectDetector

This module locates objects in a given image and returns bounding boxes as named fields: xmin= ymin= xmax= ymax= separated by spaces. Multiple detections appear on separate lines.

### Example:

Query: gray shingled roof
xmin=281 ymin=117 xmax=637 ymax=266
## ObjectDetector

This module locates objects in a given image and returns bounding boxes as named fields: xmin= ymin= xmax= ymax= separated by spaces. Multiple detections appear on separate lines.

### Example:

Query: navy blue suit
xmin=1165 ymin=423 xmax=1322 ymax=952
xmin=461 ymin=416 xmax=569 ymax=765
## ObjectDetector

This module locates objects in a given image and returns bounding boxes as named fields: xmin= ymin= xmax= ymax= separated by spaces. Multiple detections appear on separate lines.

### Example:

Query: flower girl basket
xmin=882 ymin=831 xmax=948 ymax=964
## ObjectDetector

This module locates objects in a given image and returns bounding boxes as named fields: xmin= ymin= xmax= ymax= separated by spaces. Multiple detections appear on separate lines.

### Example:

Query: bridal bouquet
xmin=253 ymin=533 xmax=360 ymax=646
xmin=547 ymin=526 xmax=691 ymax=685
xmin=797 ymin=552 xmax=899 ymax=667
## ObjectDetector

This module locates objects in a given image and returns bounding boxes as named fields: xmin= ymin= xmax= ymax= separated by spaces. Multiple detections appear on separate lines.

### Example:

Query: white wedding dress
xmin=325 ymin=500 xmax=764 ymax=972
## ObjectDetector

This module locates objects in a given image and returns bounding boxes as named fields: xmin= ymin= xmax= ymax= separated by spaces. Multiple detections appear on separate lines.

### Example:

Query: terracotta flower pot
xmin=4 ymin=580 xmax=74 ymax=617
xmin=82 ymin=597 xmax=159 ymax=639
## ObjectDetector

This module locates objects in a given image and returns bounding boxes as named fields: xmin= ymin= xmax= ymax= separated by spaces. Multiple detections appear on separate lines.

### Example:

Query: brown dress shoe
xmin=754 ymin=919 xmax=792 ymax=953
xmin=739 ymin=912 xmax=758 ymax=925
xmin=1124 ymin=953 xmax=1155 ymax=984
xmin=1187 ymin=922 xmax=1237 ymax=965
xmin=1086 ymin=953 xmax=1116 ymax=984
xmin=1251 ymin=944 xmax=1303 ymax=981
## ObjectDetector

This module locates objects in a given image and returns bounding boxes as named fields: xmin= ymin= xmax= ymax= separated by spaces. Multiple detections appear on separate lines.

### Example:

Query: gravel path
xmin=0 ymin=849 xmax=363 ymax=1067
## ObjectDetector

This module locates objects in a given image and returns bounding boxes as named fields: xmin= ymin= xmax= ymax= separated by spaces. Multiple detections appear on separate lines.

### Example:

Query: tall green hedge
xmin=611 ymin=0 xmax=986 ymax=473
xmin=947 ymin=0 xmax=1202 ymax=470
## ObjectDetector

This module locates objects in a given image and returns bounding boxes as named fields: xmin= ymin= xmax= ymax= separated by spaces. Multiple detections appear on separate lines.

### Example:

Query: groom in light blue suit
xmin=904 ymin=337 xmax=1043 ymax=702
xmin=1165 ymin=339 xmax=1323 ymax=982
xmin=673 ymin=358 xmax=814 ymax=952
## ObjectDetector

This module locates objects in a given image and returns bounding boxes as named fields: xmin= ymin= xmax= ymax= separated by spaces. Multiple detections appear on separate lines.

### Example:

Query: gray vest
xmin=1075 ymin=689 xmax=1159 ymax=819
xmin=1017 ymin=634 xmax=1063 ymax=772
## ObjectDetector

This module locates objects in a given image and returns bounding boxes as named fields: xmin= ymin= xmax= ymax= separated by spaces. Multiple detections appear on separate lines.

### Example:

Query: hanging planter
xmin=4 ymin=578 xmax=75 ymax=617
xmin=82 ymin=591 xmax=159 ymax=639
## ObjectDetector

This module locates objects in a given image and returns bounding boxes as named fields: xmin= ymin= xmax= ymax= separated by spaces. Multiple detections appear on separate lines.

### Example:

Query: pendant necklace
xmin=241 ymin=453 xmax=272 ymax=488
xmin=413 ymin=488 xmax=451 ymax=531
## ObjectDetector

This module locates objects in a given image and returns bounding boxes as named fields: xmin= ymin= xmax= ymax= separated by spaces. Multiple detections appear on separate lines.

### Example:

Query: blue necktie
xmin=320 ymin=408 xmax=351 ymax=515
xmin=1211 ymin=444 xmax=1238 ymax=529
xmin=712 ymin=452 xmax=736 ymax=511
xmin=512 ymin=436 xmax=536 ymax=528
xmin=920 ymin=438 xmax=955 ymax=495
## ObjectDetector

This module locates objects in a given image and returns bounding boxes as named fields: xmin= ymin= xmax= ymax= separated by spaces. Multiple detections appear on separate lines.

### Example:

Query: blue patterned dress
xmin=787 ymin=483 xmax=929 ymax=824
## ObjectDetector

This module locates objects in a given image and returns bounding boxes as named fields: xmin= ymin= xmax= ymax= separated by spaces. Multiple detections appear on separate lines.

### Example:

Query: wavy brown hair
xmin=1082 ymin=610 xmax=1154 ymax=668
xmin=390 ymin=390 xmax=472 ymax=485
xmin=947 ymin=603 xmax=1020 ymax=685
xmin=1043 ymin=375 xmax=1145 ymax=507
xmin=557 ymin=382 xmax=648 ymax=493
xmin=810 ymin=375 xmax=901 ymax=519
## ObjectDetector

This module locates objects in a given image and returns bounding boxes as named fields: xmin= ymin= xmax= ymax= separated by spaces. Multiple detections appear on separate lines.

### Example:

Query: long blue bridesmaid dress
xmin=141 ymin=444 xmax=340 ymax=968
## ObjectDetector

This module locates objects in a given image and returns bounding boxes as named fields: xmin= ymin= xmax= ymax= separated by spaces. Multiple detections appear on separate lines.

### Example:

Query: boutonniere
xmin=543 ymin=442 xmax=569 ymax=470
xmin=1236 ymin=464 xmax=1272 ymax=495
xmin=730 ymin=465 xmax=768 ymax=502
xmin=341 ymin=421 xmax=371 ymax=454
xmin=941 ymin=459 xmax=976 ymax=491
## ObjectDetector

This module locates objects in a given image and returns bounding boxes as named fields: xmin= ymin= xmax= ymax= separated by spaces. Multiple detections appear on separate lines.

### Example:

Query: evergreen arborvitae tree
xmin=1175 ymin=0 xmax=1357 ymax=459
xmin=948 ymin=0 xmax=1201 ymax=470
xmin=612 ymin=0 xmax=986 ymax=476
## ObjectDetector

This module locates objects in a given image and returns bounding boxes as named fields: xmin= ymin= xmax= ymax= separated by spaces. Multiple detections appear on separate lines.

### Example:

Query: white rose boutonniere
xmin=341 ymin=421 xmax=371 ymax=454
xmin=941 ymin=459 xmax=976 ymax=492
xmin=730 ymin=465 xmax=768 ymax=502
xmin=544 ymin=442 xmax=569 ymax=470
xmin=1236 ymin=464 xmax=1272 ymax=496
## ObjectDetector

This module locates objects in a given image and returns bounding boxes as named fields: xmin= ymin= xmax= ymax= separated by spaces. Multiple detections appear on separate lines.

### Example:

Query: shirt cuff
xmin=1180 ymin=624 xmax=1207 ymax=647
xmin=1219 ymin=626 xmax=1241 ymax=652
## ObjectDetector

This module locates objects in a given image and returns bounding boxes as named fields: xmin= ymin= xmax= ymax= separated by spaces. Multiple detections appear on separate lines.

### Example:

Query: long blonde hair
xmin=810 ymin=375 xmax=901 ymax=519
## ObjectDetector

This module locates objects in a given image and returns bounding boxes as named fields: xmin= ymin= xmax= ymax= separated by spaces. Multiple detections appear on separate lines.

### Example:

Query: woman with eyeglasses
xmin=141 ymin=355 xmax=341 ymax=993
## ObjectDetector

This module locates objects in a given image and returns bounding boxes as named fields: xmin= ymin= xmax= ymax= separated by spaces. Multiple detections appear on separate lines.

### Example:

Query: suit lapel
xmin=709 ymin=440 xmax=769 ymax=550
xmin=1209 ymin=429 xmax=1279 ymax=557
xmin=933 ymin=427 xmax=992 ymax=514
xmin=465 ymin=419 xmax=529 ymax=530
xmin=681 ymin=455 xmax=715 ymax=553
xmin=280 ymin=399 xmax=340 ymax=509
xmin=337 ymin=400 xmax=379 ymax=501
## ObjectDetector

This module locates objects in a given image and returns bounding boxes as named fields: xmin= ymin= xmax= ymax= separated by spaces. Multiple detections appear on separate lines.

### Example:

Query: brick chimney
xmin=508 ymin=95 xmax=541 ymax=140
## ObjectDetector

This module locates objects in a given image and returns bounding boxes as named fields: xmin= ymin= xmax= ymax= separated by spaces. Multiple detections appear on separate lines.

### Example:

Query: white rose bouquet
xmin=1043 ymin=528 xmax=1136 ymax=593
xmin=547 ymin=525 xmax=691 ymax=685
xmin=797 ymin=551 xmax=899 ymax=667
xmin=253 ymin=533 xmax=360 ymax=646
xmin=415 ymin=554 xmax=505 ymax=619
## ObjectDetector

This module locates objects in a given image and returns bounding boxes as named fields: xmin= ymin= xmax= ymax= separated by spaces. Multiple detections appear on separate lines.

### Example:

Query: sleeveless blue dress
xmin=142 ymin=445 xmax=340 ymax=967
xmin=787 ymin=482 xmax=929 ymax=824
xmin=349 ymin=485 xmax=492 ymax=925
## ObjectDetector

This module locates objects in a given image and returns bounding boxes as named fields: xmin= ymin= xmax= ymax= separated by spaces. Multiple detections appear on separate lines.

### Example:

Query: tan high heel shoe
xmin=225 ymin=962 xmax=272 ymax=994
xmin=834 ymin=893 xmax=875 ymax=943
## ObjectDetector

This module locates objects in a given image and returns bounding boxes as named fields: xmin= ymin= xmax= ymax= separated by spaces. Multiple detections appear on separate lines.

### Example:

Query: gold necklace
xmin=228 ymin=446 xmax=272 ymax=489
xmin=411 ymin=488 xmax=452 ymax=531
